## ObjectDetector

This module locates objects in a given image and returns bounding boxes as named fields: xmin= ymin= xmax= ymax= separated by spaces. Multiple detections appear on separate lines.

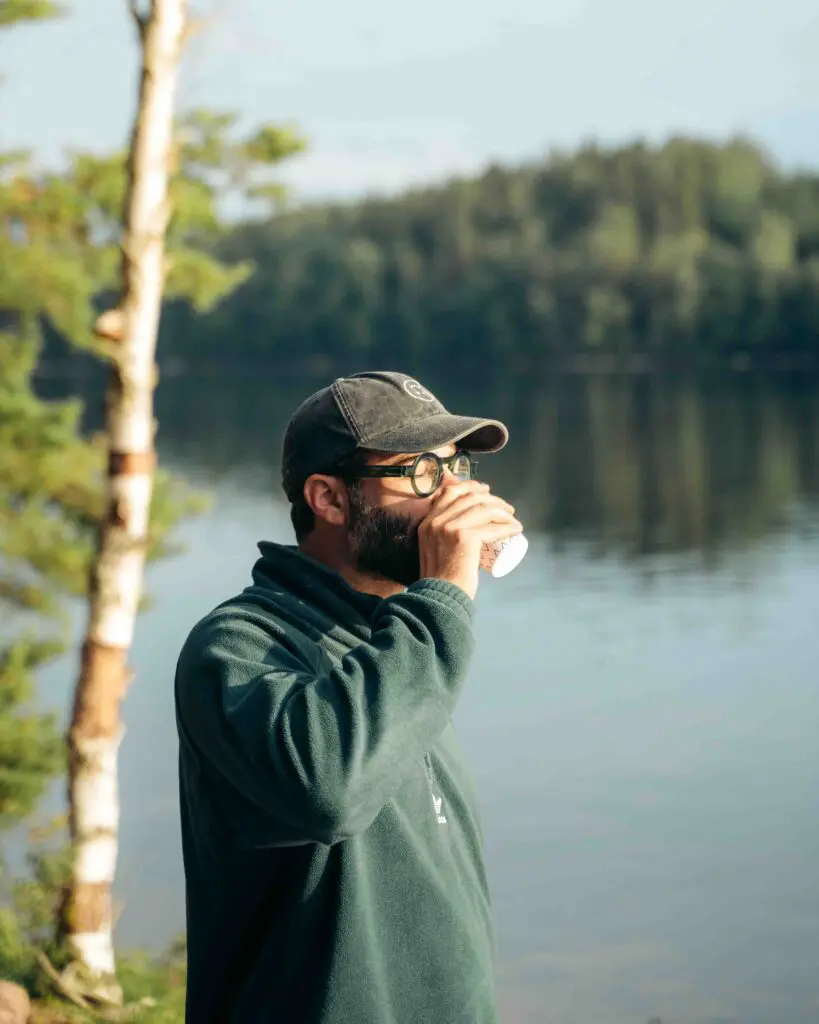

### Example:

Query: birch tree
xmin=60 ymin=0 xmax=189 ymax=1004
xmin=56 ymin=2 xmax=306 ymax=1004
xmin=0 ymin=0 xmax=303 ymax=1003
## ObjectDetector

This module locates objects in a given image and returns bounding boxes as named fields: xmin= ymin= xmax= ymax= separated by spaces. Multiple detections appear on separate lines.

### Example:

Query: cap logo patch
xmin=403 ymin=379 xmax=436 ymax=402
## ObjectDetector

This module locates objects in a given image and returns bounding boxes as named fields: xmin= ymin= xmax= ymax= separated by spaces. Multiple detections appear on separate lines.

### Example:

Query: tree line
xmin=157 ymin=137 xmax=819 ymax=374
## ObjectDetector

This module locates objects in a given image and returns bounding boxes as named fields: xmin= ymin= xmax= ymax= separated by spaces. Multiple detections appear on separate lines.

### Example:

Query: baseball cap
xmin=281 ymin=371 xmax=509 ymax=500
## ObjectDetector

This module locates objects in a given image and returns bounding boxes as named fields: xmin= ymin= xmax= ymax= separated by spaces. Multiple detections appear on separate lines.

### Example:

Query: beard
xmin=347 ymin=485 xmax=421 ymax=588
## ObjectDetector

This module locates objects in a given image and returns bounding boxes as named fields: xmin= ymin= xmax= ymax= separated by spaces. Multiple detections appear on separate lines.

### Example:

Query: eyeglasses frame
xmin=336 ymin=450 xmax=478 ymax=498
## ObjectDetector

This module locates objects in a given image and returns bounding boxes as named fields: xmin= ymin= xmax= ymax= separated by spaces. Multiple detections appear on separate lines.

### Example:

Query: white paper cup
xmin=480 ymin=533 xmax=528 ymax=578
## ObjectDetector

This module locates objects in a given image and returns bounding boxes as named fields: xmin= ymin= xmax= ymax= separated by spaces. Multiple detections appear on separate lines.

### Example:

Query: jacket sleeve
xmin=175 ymin=578 xmax=475 ymax=845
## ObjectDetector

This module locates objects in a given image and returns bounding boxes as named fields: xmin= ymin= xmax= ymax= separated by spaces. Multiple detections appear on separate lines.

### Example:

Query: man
xmin=175 ymin=371 xmax=522 ymax=1023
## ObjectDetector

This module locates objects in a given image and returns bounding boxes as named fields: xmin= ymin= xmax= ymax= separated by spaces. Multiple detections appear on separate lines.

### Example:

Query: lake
xmin=35 ymin=369 xmax=819 ymax=1024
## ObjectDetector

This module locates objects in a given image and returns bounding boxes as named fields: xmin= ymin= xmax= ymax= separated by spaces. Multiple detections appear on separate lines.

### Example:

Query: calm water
xmin=36 ymin=371 xmax=819 ymax=1024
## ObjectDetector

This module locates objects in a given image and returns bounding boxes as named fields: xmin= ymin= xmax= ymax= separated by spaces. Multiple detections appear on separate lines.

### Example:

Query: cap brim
xmin=364 ymin=413 xmax=508 ymax=455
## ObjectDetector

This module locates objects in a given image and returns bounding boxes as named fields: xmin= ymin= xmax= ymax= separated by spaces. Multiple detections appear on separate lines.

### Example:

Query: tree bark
xmin=62 ymin=0 xmax=187 ymax=1001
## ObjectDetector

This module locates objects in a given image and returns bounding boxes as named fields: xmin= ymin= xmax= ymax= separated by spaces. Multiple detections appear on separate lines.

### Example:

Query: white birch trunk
xmin=64 ymin=0 xmax=187 ymax=1002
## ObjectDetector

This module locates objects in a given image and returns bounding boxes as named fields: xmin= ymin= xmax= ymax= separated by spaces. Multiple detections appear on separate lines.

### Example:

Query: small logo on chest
xmin=432 ymin=794 xmax=448 ymax=825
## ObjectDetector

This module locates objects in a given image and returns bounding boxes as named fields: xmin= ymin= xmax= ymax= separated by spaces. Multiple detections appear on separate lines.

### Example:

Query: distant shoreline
xmin=34 ymin=351 xmax=819 ymax=382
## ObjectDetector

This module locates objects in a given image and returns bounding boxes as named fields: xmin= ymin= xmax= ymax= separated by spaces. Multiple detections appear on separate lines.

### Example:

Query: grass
xmin=24 ymin=943 xmax=188 ymax=1023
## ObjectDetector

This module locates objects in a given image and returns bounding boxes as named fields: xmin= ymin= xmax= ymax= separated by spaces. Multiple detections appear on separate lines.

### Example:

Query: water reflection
xmin=144 ymin=371 xmax=819 ymax=562
xmin=30 ymin=369 xmax=819 ymax=1023
xmin=512 ymin=374 xmax=819 ymax=559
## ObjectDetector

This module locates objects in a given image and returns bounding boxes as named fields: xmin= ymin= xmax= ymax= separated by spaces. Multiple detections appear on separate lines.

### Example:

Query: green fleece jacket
xmin=175 ymin=541 xmax=498 ymax=1024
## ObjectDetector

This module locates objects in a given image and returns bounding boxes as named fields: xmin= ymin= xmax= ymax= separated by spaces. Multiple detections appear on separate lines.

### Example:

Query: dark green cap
xmin=281 ymin=371 xmax=508 ymax=500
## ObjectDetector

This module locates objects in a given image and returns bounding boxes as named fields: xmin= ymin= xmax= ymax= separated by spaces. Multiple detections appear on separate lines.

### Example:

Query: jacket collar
xmin=249 ymin=540 xmax=383 ymax=631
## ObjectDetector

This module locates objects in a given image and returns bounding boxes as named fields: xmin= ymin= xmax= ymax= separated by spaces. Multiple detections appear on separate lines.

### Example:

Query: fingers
xmin=436 ymin=503 xmax=522 ymax=536
xmin=432 ymin=496 xmax=518 ymax=532
xmin=420 ymin=487 xmax=520 ymax=537
xmin=468 ymin=521 xmax=525 ymax=545
xmin=416 ymin=479 xmax=524 ymax=598
xmin=427 ymin=479 xmax=490 ymax=513
xmin=427 ymin=482 xmax=515 ymax=524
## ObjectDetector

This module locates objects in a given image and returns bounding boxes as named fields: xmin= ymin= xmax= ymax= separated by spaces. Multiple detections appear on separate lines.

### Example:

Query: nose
xmin=439 ymin=460 xmax=468 ymax=490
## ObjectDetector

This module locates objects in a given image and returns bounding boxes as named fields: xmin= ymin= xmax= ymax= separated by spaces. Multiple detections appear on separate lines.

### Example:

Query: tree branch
xmin=182 ymin=0 xmax=229 ymax=47
xmin=128 ymin=0 xmax=147 ymax=35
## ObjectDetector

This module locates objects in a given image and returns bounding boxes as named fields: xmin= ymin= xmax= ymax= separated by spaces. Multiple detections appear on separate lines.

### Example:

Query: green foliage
xmin=0 ymin=0 xmax=63 ymax=26
xmin=0 ymin=84 xmax=303 ymax=825
xmin=161 ymin=137 xmax=819 ymax=371
xmin=164 ymin=249 xmax=251 ymax=314
xmin=0 ymin=107 xmax=304 ymax=360
xmin=0 ymin=835 xmax=71 ymax=996
xmin=0 ymin=325 xmax=89 ymax=826
xmin=174 ymin=109 xmax=306 ymax=214
xmin=0 ymin=322 xmax=204 ymax=828
xmin=0 ymin=640 xmax=63 ymax=825
xmin=0 ymin=834 xmax=187 ymax=1020
xmin=116 ymin=940 xmax=187 ymax=1023
xmin=0 ymin=6 xmax=305 ymax=1010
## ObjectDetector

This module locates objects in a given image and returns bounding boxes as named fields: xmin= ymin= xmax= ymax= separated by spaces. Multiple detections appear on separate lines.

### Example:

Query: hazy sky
xmin=1 ymin=0 xmax=818 ymax=201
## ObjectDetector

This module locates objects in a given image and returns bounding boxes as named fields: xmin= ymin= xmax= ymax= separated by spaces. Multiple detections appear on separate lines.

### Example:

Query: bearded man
xmin=175 ymin=371 xmax=523 ymax=1024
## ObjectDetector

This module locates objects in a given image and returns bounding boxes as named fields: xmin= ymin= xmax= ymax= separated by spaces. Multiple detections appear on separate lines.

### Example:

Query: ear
xmin=303 ymin=473 xmax=349 ymax=528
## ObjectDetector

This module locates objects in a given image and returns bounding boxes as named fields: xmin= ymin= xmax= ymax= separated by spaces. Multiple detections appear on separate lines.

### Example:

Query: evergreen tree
xmin=159 ymin=137 xmax=819 ymax=372
xmin=0 ymin=0 xmax=305 ymax=1007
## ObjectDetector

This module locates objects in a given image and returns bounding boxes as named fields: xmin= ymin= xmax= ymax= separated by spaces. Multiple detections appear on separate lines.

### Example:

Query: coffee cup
xmin=480 ymin=533 xmax=528 ymax=578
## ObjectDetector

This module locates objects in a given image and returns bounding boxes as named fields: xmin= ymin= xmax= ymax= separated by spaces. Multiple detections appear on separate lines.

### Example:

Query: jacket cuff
xmin=406 ymin=578 xmax=476 ymax=623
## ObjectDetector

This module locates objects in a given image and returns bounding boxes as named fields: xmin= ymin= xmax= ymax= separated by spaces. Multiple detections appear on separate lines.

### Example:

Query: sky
xmin=1 ymin=0 xmax=818 ymax=203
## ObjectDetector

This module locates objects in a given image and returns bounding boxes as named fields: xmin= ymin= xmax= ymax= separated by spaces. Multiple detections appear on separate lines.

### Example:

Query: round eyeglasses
xmin=340 ymin=450 xmax=477 ymax=498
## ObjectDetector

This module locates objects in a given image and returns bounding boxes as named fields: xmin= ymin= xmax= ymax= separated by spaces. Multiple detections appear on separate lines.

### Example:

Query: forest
xmin=155 ymin=137 xmax=819 ymax=375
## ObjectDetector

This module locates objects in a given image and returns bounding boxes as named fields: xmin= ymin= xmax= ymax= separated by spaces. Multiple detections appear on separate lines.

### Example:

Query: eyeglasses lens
xmin=412 ymin=454 xmax=442 ymax=496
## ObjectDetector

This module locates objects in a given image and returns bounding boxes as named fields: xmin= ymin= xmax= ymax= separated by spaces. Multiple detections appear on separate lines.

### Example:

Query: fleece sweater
xmin=175 ymin=541 xmax=498 ymax=1024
